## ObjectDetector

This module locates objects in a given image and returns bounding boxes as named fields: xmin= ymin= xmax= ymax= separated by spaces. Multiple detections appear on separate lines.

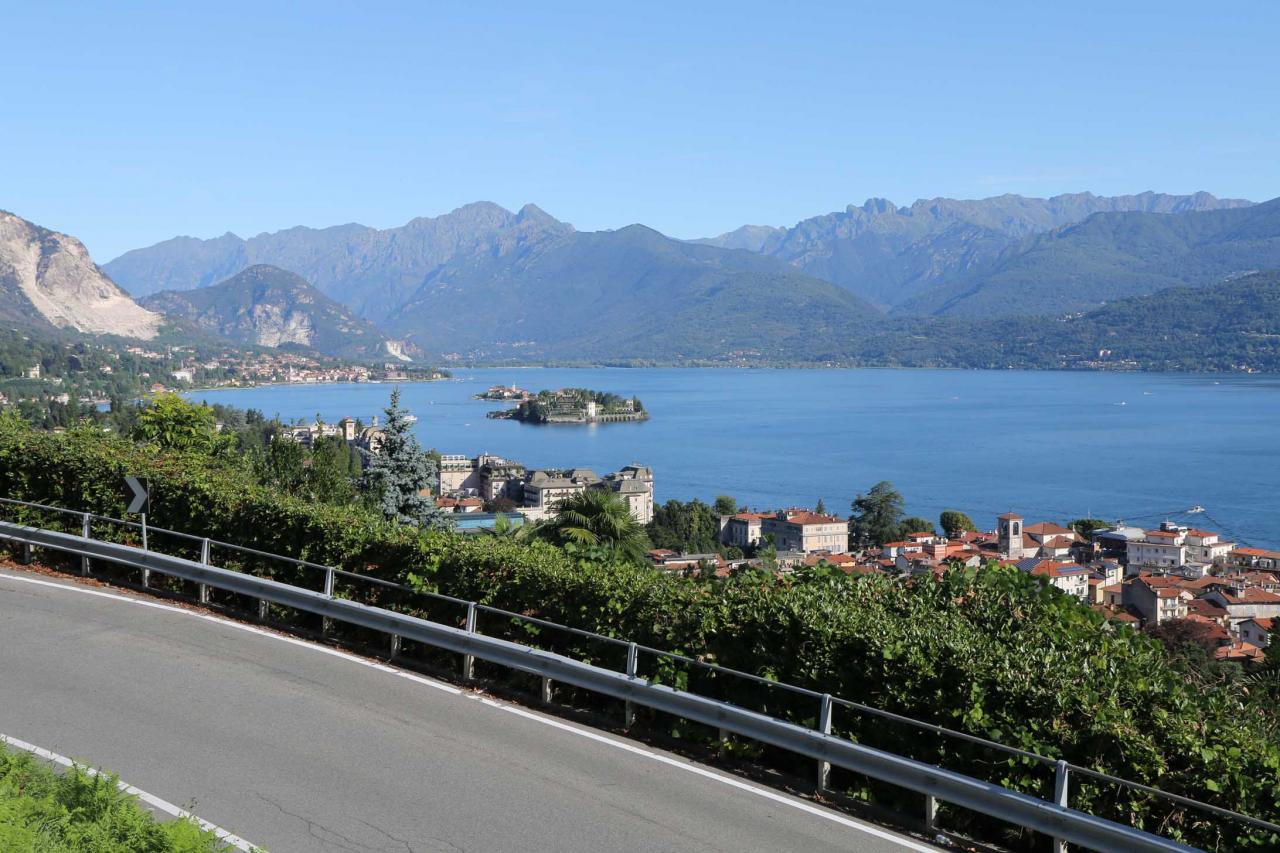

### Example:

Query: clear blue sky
xmin=4 ymin=1 xmax=1278 ymax=260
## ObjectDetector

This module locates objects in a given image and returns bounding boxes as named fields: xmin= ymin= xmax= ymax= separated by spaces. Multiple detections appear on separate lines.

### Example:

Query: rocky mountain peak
xmin=0 ymin=210 xmax=160 ymax=339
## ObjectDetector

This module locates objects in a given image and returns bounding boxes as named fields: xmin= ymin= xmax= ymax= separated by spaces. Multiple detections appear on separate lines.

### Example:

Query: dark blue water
xmin=187 ymin=369 xmax=1280 ymax=548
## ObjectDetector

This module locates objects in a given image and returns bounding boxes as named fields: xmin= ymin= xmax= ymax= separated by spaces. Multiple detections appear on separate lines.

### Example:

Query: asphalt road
xmin=0 ymin=568 xmax=934 ymax=853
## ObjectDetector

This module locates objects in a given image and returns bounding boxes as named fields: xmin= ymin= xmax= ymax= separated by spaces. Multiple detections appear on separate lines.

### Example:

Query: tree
xmin=815 ymin=498 xmax=827 ymax=515
xmin=359 ymin=389 xmax=452 ymax=529
xmin=940 ymin=510 xmax=977 ymax=538
xmin=260 ymin=435 xmax=306 ymax=493
xmin=308 ymin=434 xmax=359 ymax=504
xmin=647 ymin=498 xmax=719 ymax=553
xmin=485 ymin=496 xmax=517 ymax=513
xmin=486 ymin=512 xmax=532 ymax=541
xmin=132 ymin=394 xmax=227 ymax=454
xmin=899 ymin=517 xmax=936 ymax=537
xmin=534 ymin=488 xmax=651 ymax=563
xmin=713 ymin=495 xmax=739 ymax=516
xmin=1069 ymin=518 xmax=1112 ymax=538
xmin=848 ymin=481 xmax=905 ymax=547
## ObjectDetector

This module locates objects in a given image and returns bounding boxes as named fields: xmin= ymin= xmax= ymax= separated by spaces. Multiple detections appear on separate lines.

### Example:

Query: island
xmin=473 ymin=384 xmax=533 ymax=402
xmin=485 ymin=387 xmax=649 ymax=424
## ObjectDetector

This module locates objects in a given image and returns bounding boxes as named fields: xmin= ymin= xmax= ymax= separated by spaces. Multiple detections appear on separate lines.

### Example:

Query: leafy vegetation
xmin=493 ymin=387 xmax=647 ymax=423
xmin=646 ymin=498 xmax=722 ymax=554
xmin=0 ymin=746 xmax=228 ymax=852
xmin=531 ymin=489 xmax=651 ymax=563
xmin=359 ymin=389 xmax=451 ymax=529
xmin=940 ymin=509 xmax=976 ymax=538
xmin=0 ymin=419 xmax=1276 ymax=848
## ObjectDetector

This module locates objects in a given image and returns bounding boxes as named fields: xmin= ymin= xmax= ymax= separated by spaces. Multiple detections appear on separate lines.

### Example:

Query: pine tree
xmin=359 ymin=389 xmax=452 ymax=529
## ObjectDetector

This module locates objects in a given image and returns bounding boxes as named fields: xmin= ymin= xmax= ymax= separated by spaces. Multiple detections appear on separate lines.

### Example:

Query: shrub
xmin=0 ymin=746 xmax=228 ymax=852
xmin=0 ymin=420 xmax=1276 ymax=849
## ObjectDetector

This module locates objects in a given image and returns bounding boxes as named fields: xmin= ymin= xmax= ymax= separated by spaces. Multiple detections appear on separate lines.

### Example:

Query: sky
xmin=3 ymin=1 xmax=1278 ymax=261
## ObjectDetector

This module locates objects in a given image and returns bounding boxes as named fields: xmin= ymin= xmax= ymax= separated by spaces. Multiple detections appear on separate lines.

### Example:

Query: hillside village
xmin=276 ymin=414 xmax=1276 ymax=664
xmin=277 ymin=418 xmax=656 ymax=527
xmin=656 ymin=507 xmax=1278 ymax=662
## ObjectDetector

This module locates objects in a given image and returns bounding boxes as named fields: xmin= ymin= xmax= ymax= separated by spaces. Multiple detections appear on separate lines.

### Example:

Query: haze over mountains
xmin=3 ymin=190 xmax=1279 ymax=367
xmin=141 ymin=265 xmax=413 ymax=361
xmin=697 ymin=191 xmax=1254 ymax=309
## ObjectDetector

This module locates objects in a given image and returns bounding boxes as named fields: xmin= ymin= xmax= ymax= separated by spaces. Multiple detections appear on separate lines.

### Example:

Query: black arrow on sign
xmin=125 ymin=476 xmax=149 ymax=514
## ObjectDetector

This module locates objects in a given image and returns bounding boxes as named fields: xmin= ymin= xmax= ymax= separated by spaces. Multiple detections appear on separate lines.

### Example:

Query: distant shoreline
xmin=180 ymin=376 xmax=444 ymax=395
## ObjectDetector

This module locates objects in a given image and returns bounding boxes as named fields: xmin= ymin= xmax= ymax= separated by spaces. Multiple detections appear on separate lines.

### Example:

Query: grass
xmin=0 ymin=745 xmax=235 ymax=852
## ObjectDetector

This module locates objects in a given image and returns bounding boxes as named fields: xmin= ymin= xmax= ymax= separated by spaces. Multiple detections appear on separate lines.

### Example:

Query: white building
xmin=761 ymin=510 xmax=848 ymax=555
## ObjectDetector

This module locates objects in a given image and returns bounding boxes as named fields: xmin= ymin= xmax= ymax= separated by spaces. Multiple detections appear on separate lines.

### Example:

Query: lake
xmin=187 ymin=369 xmax=1280 ymax=547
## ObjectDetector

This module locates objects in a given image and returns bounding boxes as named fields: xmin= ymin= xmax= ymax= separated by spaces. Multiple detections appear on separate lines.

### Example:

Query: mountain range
xmin=695 ymin=191 xmax=1253 ymax=309
xmin=0 ymin=210 xmax=159 ymax=339
xmin=140 ymin=265 xmax=413 ymax=361
xmin=2 ymin=190 xmax=1278 ymax=368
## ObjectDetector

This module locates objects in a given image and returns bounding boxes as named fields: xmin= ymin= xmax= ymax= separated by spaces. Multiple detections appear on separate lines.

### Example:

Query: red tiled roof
xmin=1214 ymin=641 xmax=1265 ymax=661
xmin=997 ymin=512 xmax=1022 ymax=520
xmin=1218 ymin=588 xmax=1280 ymax=605
xmin=1028 ymin=560 xmax=1089 ymax=579
xmin=1025 ymin=522 xmax=1073 ymax=536
xmin=1179 ymin=614 xmax=1231 ymax=641
xmin=1231 ymin=547 xmax=1280 ymax=559
xmin=1186 ymin=599 xmax=1228 ymax=618
xmin=782 ymin=512 xmax=844 ymax=526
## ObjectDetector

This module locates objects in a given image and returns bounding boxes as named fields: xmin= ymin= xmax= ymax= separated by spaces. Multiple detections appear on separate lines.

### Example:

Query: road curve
xmin=0 ymin=568 xmax=933 ymax=853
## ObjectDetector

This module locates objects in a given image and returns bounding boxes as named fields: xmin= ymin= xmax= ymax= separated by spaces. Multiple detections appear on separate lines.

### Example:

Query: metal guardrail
xmin=0 ymin=499 xmax=1274 ymax=852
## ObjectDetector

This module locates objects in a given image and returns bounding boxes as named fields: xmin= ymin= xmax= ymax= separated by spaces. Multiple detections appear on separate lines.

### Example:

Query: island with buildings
xmin=473 ymin=384 xmax=533 ymax=402
xmin=485 ymin=387 xmax=648 ymax=424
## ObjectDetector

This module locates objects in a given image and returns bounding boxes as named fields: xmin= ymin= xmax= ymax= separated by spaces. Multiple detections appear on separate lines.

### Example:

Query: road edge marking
xmin=0 ymin=732 xmax=259 ymax=852
xmin=0 ymin=569 xmax=938 ymax=852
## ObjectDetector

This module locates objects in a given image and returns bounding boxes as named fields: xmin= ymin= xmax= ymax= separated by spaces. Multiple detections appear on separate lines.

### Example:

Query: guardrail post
xmin=817 ymin=693 xmax=833 ymax=792
xmin=541 ymin=676 xmax=553 ymax=704
xmin=924 ymin=794 xmax=938 ymax=832
xmin=257 ymin=598 xmax=269 ymax=622
xmin=321 ymin=565 xmax=335 ymax=635
xmin=461 ymin=602 xmax=477 ymax=680
xmin=389 ymin=633 xmax=401 ymax=658
xmin=1053 ymin=760 xmax=1070 ymax=853
xmin=21 ymin=541 xmax=32 ymax=565
xmin=80 ymin=514 xmax=91 ymax=576
xmin=198 ymin=539 xmax=210 ymax=604
xmin=624 ymin=642 xmax=639 ymax=728
xmin=139 ymin=513 xmax=149 ymax=587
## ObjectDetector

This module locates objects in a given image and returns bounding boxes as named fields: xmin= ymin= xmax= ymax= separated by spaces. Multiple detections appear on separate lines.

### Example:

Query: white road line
xmin=0 ymin=732 xmax=259 ymax=852
xmin=0 ymin=569 xmax=937 ymax=852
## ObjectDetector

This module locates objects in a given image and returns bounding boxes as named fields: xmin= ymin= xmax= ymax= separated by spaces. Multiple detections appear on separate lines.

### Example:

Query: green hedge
xmin=0 ymin=421 xmax=1276 ymax=849
xmin=0 ymin=746 xmax=228 ymax=852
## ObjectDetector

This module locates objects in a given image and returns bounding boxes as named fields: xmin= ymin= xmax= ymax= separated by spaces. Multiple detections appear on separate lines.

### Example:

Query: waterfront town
xmin=277 ymin=414 xmax=1276 ymax=664
xmin=701 ymin=509 xmax=1279 ymax=662
xmin=0 ymin=336 xmax=445 ymax=417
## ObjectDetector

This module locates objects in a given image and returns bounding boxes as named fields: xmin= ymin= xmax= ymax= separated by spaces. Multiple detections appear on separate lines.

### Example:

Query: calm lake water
xmin=187 ymin=369 xmax=1280 ymax=547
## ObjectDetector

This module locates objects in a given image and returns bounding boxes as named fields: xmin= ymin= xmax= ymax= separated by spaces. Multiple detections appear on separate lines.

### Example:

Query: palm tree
xmin=533 ymin=488 xmax=651 ymax=563
xmin=486 ymin=511 xmax=532 ymax=542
